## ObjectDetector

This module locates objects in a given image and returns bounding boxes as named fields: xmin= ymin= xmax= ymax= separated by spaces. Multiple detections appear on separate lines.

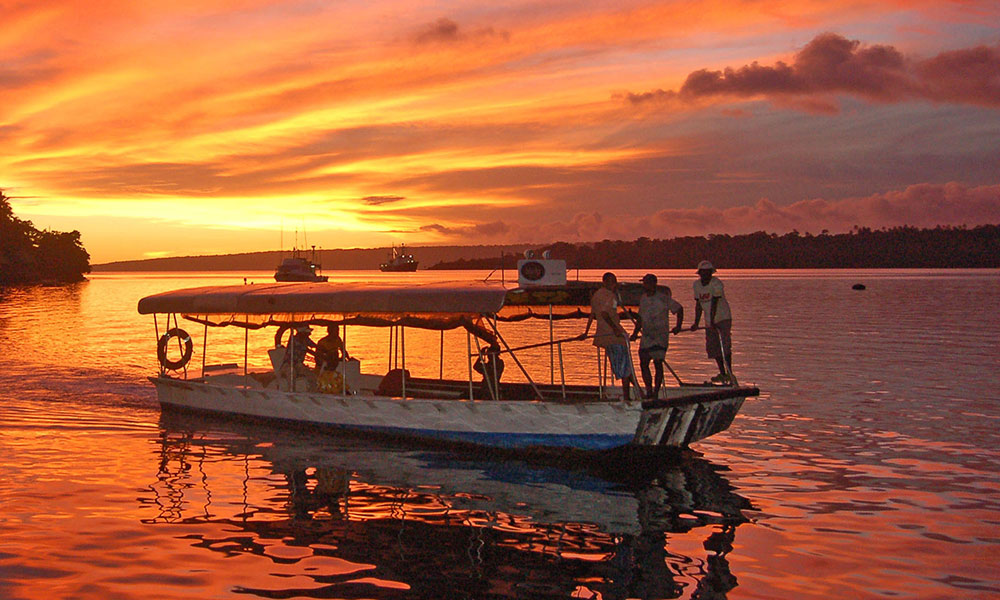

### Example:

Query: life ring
xmin=158 ymin=328 xmax=193 ymax=370
xmin=274 ymin=324 xmax=293 ymax=348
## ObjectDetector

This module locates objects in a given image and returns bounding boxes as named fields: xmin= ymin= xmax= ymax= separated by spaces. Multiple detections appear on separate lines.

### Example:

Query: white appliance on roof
xmin=517 ymin=250 xmax=567 ymax=287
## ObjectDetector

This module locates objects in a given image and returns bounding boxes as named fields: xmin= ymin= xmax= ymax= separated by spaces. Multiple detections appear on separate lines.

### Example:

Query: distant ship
xmin=274 ymin=246 xmax=328 ymax=282
xmin=379 ymin=244 xmax=418 ymax=272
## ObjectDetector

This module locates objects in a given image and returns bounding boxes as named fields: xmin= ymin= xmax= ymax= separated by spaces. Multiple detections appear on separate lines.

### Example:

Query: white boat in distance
xmin=379 ymin=244 xmax=418 ymax=272
xmin=274 ymin=246 xmax=328 ymax=282
xmin=138 ymin=281 xmax=758 ymax=452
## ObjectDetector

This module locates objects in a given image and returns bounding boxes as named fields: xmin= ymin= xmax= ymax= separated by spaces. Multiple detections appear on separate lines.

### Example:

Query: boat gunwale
xmin=152 ymin=373 xmax=758 ymax=407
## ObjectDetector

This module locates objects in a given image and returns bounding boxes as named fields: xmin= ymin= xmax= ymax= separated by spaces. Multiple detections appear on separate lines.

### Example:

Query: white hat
xmin=697 ymin=260 xmax=715 ymax=271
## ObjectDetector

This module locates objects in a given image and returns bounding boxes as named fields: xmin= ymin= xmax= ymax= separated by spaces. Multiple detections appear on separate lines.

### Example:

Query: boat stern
xmin=633 ymin=386 xmax=758 ymax=447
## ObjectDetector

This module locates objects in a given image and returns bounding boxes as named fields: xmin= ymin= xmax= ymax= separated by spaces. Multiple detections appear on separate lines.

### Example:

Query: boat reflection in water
xmin=143 ymin=412 xmax=752 ymax=599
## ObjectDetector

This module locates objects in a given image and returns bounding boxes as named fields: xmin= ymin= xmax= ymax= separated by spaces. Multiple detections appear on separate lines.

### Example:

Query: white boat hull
xmin=152 ymin=376 xmax=752 ymax=451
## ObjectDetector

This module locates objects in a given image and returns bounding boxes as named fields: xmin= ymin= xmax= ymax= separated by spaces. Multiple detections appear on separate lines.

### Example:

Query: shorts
xmin=705 ymin=320 xmax=732 ymax=358
xmin=604 ymin=343 xmax=633 ymax=379
xmin=638 ymin=345 xmax=666 ymax=362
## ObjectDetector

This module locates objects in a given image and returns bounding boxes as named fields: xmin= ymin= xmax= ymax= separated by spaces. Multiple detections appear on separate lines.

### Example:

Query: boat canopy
xmin=138 ymin=280 xmax=649 ymax=328
xmin=138 ymin=282 xmax=509 ymax=320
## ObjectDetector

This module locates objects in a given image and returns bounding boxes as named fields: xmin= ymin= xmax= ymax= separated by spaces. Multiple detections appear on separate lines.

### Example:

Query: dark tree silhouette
xmin=1 ymin=189 xmax=91 ymax=285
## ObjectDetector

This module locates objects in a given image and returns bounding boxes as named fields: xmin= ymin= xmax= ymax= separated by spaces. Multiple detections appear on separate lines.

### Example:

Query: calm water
xmin=1 ymin=269 xmax=998 ymax=599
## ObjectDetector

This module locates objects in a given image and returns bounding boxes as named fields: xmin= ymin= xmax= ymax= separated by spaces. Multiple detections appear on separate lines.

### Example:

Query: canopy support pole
xmin=154 ymin=314 xmax=162 ymax=375
xmin=401 ymin=326 xmax=406 ymax=399
xmin=289 ymin=331 xmax=295 ymax=392
xmin=343 ymin=325 xmax=349 ymax=396
xmin=558 ymin=342 xmax=566 ymax=400
xmin=243 ymin=323 xmax=248 ymax=388
xmin=173 ymin=314 xmax=188 ymax=379
xmin=439 ymin=330 xmax=444 ymax=380
xmin=466 ymin=330 xmax=474 ymax=401
xmin=549 ymin=304 xmax=554 ymax=384
xmin=387 ymin=326 xmax=393 ymax=372
xmin=201 ymin=323 xmax=207 ymax=378
xmin=597 ymin=347 xmax=603 ymax=400
xmin=488 ymin=317 xmax=543 ymax=401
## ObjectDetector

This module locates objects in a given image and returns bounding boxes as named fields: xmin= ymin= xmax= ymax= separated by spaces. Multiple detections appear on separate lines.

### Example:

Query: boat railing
xmin=150 ymin=308 xmax=743 ymax=406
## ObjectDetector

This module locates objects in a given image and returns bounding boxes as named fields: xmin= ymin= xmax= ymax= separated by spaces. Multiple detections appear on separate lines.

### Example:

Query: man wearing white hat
xmin=690 ymin=261 xmax=734 ymax=384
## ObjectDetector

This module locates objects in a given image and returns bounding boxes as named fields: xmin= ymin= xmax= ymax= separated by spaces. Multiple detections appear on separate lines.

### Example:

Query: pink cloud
xmin=425 ymin=182 xmax=1000 ymax=242
xmin=917 ymin=45 xmax=1000 ymax=106
xmin=627 ymin=33 xmax=1000 ymax=111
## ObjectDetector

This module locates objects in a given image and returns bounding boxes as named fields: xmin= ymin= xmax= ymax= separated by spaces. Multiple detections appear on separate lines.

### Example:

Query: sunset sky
xmin=2 ymin=0 xmax=999 ymax=263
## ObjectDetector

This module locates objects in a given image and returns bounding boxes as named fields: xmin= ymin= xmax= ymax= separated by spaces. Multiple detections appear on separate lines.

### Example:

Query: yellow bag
xmin=317 ymin=371 xmax=347 ymax=394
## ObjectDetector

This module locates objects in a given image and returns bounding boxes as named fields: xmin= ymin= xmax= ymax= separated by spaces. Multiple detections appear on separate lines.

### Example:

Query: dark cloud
xmin=412 ymin=17 xmax=509 ymax=45
xmin=415 ymin=18 xmax=461 ymax=44
xmin=32 ymin=161 xmax=227 ymax=197
xmin=362 ymin=195 xmax=405 ymax=205
xmin=626 ymin=33 xmax=1000 ymax=111
xmin=0 ymin=65 xmax=61 ymax=90
xmin=623 ymin=89 xmax=677 ymax=105
xmin=0 ymin=49 xmax=66 ymax=91
xmin=0 ymin=124 xmax=23 ymax=145
xmin=419 ymin=220 xmax=510 ymax=237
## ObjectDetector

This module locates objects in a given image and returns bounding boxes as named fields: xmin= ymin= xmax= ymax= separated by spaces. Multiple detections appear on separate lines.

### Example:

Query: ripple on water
xmin=1 ymin=270 xmax=999 ymax=599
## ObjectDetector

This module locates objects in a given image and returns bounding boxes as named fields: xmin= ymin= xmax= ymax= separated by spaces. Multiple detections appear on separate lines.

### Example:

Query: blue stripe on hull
xmin=158 ymin=397 xmax=634 ymax=451
xmin=340 ymin=424 xmax=633 ymax=450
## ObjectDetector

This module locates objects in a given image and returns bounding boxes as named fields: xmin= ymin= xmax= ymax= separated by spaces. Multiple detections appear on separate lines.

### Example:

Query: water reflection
xmin=143 ymin=412 xmax=752 ymax=599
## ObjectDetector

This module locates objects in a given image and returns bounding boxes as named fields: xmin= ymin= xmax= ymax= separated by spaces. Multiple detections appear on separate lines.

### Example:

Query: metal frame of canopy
xmin=140 ymin=280 xmax=717 ymax=402
xmin=142 ymin=282 xmax=534 ymax=399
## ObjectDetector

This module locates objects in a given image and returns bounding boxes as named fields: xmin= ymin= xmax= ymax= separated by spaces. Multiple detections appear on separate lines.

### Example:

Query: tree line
xmin=1 ymin=190 xmax=91 ymax=285
xmin=429 ymin=225 xmax=1000 ymax=270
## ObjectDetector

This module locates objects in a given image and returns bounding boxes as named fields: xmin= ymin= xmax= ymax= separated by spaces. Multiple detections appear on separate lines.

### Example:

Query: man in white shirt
xmin=581 ymin=272 xmax=638 ymax=400
xmin=630 ymin=273 xmax=683 ymax=399
xmin=690 ymin=261 xmax=734 ymax=384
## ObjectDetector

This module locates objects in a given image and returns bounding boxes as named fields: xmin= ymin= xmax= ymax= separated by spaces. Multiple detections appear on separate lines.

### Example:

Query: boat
xmin=274 ymin=246 xmax=328 ymax=282
xmin=137 ymin=280 xmax=759 ymax=453
xmin=379 ymin=244 xmax=418 ymax=272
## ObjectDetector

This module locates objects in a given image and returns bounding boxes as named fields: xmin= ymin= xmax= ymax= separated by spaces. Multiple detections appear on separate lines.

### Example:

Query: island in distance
xmin=91 ymin=224 xmax=1000 ymax=272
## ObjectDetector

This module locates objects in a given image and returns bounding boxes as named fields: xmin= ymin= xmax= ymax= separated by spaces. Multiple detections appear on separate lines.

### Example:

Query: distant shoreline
xmin=92 ymin=225 xmax=1000 ymax=271
xmin=91 ymin=244 xmax=534 ymax=272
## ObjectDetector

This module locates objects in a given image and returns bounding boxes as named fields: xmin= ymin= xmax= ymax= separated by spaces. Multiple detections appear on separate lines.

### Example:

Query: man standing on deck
xmin=690 ymin=261 xmax=734 ymax=384
xmin=580 ymin=272 xmax=638 ymax=400
xmin=630 ymin=273 xmax=683 ymax=399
